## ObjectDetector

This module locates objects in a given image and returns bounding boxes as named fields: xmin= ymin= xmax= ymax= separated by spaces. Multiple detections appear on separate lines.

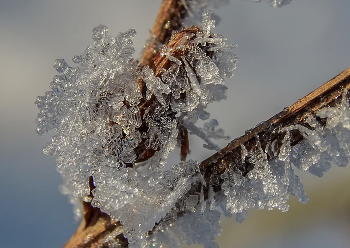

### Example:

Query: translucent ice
xmin=35 ymin=7 xmax=350 ymax=248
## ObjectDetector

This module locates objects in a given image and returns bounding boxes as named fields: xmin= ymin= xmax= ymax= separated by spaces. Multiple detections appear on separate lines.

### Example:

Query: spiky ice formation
xmin=36 ymin=10 xmax=236 ymax=247
xmin=136 ymin=90 xmax=350 ymax=248
xmin=35 ymin=25 xmax=141 ymax=200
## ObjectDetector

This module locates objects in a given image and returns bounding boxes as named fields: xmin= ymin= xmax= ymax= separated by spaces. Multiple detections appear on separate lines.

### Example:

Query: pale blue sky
xmin=1 ymin=0 xmax=350 ymax=247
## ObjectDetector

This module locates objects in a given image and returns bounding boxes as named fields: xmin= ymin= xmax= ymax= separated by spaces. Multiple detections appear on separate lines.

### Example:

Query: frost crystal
xmin=181 ymin=0 xmax=291 ymax=25
xmin=36 ymin=11 xmax=237 ymax=247
xmin=140 ymin=88 xmax=350 ymax=247
xmin=36 ymin=6 xmax=347 ymax=248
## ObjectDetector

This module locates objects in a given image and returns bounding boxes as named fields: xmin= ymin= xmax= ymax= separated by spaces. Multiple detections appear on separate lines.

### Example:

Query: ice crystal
xmin=137 ymin=89 xmax=350 ymax=247
xmin=36 ymin=5 xmax=347 ymax=248
xmin=36 ymin=10 xmax=237 ymax=247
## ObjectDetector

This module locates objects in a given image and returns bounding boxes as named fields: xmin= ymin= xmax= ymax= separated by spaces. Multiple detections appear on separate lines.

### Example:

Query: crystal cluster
xmin=218 ymin=91 xmax=350 ymax=224
xmin=36 ymin=10 xmax=236 ymax=247
xmin=36 ymin=4 xmax=348 ymax=248
xmin=36 ymin=25 xmax=141 ymax=200
xmin=183 ymin=0 xmax=291 ymax=16
xmin=138 ymin=91 xmax=350 ymax=248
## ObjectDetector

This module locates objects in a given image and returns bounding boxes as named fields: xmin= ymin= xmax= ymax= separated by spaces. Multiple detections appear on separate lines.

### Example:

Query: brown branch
xmin=140 ymin=0 xmax=188 ymax=66
xmin=63 ymin=178 xmax=126 ymax=248
xmin=63 ymin=205 xmax=124 ymax=248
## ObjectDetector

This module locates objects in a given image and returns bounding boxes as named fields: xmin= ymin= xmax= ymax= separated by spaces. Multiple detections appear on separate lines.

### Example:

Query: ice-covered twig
xmin=141 ymin=0 xmax=190 ymax=66
xmin=37 ymin=0 xmax=347 ymax=246
xmin=61 ymin=62 xmax=350 ymax=247
xmin=36 ymin=5 xmax=236 ymax=246
xmin=200 ymin=67 xmax=350 ymax=173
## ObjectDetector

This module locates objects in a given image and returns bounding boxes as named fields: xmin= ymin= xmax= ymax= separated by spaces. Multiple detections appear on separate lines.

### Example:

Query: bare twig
xmin=63 ymin=205 xmax=124 ymax=248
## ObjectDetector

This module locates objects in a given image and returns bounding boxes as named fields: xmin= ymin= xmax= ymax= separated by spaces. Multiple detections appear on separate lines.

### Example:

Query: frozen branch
xmin=65 ymin=65 xmax=350 ymax=247
xmin=140 ymin=0 xmax=189 ymax=66
xmin=63 ymin=39 xmax=350 ymax=248
xmin=38 ymin=0 xmax=349 ymax=247
xmin=200 ymin=67 xmax=350 ymax=176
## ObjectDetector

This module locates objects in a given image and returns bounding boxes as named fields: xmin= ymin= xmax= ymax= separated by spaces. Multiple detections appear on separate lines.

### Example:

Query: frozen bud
xmin=36 ymin=12 xmax=241 ymax=247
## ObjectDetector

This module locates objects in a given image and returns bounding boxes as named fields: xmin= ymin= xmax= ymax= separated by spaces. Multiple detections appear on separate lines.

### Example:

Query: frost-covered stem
xmin=63 ymin=1 xmax=191 ymax=246
xmin=140 ymin=0 xmax=188 ymax=66
xmin=64 ymin=65 xmax=350 ymax=247
xmin=61 ymin=0 xmax=350 ymax=245
xmin=200 ymin=67 xmax=350 ymax=177
xmin=63 ymin=178 xmax=126 ymax=247
xmin=63 ymin=206 xmax=125 ymax=248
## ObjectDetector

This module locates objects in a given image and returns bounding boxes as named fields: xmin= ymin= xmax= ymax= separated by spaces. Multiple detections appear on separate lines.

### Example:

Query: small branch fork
xmin=63 ymin=0 xmax=350 ymax=247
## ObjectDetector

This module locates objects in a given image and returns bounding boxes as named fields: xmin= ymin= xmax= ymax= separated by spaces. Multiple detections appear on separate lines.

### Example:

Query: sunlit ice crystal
xmin=35 ymin=25 xmax=141 ymax=199
xmin=202 ymin=10 xmax=215 ymax=35
xmin=53 ymin=59 xmax=68 ymax=73
xmin=253 ymin=0 xmax=292 ymax=7
xmin=34 ymin=5 xmax=350 ymax=248
xmin=92 ymin=24 xmax=108 ymax=41
xmin=35 ymin=9 xmax=240 ymax=247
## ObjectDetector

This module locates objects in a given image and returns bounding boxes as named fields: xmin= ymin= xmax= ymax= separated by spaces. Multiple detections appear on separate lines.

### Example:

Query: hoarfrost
xmin=36 ymin=10 xmax=237 ymax=247
xmin=35 ymin=6 xmax=349 ymax=248
xmin=120 ymin=89 xmax=350 ymax=246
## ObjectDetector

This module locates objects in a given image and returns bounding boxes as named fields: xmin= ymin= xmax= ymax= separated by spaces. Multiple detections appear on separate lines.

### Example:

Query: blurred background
xmin=1 ymin=0 xmax=350 ymax=247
